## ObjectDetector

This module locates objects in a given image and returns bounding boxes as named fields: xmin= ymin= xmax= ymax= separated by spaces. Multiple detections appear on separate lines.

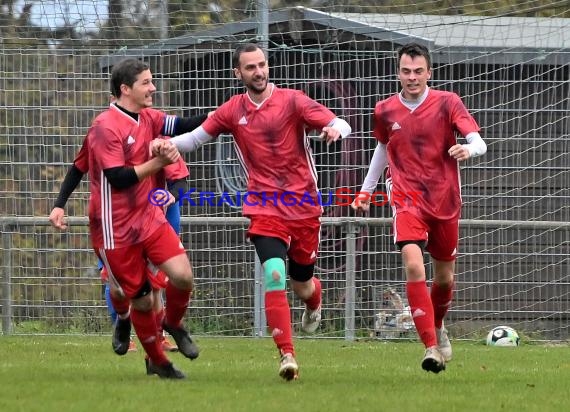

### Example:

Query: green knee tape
xmin=263 ymin=258 xmax=286 ymax=291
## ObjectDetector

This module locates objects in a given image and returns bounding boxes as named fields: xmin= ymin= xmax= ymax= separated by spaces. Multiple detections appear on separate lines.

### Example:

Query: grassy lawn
xmin=1 ymin=336 xmax=569 ymax=412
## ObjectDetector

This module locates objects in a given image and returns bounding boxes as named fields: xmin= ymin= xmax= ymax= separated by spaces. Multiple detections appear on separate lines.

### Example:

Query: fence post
xmin=1 ymin=227 xmax=12 ymax=335
xmin=253 ymin=254 xmax=266 ymax=337
xmin=344 ymin=221 xmax=358 ymax=341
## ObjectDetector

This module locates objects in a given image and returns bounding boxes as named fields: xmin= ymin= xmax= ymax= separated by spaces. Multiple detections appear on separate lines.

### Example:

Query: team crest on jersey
xmin=391 ymin=122 xmax=401 ymax=130
xmin=127 ymin=135 xmax=136 ymax=144
xmin=238 ymin=116 xmax=248 ymax=125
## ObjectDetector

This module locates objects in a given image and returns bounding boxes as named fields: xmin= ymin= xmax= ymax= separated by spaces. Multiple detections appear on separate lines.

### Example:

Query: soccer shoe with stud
xmin=162 ymin=322 xmax=200 ymax=360
xmin=145 ymin=358 xmax=186 ymax=379
xmin=436 ymin=325 xmax=452 ymax=362
xmin=421 ymin=346 xmax=446 ymax=374
xmin=160 ymin=335 xmax=179 ymax=352
xmin=279 ymin=353 xmax=299 ymax=381
xmin=112 ymin=317 xmax=132 ymax=356
xmin=301 ymin=305 xmax=322 ymax=333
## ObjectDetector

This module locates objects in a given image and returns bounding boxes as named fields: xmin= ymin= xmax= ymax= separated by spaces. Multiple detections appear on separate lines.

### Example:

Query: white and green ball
xmin=486 ymin=326 xmax=520 ymax=347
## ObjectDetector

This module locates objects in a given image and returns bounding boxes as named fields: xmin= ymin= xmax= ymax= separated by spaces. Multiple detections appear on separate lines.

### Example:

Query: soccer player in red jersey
xmin=53 ymin=58 xmax=210 ymax=379
xmin=352 ymin=43 xmax=486 ymax=373
xmin=49 ymin=147 xmax=190 ymax=354
xmin=50 ymin=91 xmax=208 ymax=359
xmin=153 ymin=43 xmax=352 ymax=380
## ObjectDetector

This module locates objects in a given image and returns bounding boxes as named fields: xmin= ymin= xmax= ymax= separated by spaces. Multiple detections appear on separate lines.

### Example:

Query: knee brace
xmin=263 ymin=257 xmax=286 ymax=292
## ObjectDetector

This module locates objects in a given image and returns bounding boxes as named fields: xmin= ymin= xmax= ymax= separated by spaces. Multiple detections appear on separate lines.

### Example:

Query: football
xmin=486 ymin=326 xmax=520 ymax=347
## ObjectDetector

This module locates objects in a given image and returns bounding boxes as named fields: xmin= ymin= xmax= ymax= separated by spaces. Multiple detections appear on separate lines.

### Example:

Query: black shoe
xmin=421 ymin=347 xmax=446 ymax=374
xmin=112 ymin=317 xmax=132 ymax=356
xmin=145 ymin=358 xmax=186 ymax=379
xmin=162 ymin=322 xmax=200 ymax=360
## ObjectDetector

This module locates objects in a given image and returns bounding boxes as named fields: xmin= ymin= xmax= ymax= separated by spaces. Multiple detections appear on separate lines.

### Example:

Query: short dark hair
xmin=110 ymin=58 xmax=150 ymax=98
xmin=397 ymin=43 xmax=431 ymax=69
xmin=232 ymin=43 xmax=266 ymax=68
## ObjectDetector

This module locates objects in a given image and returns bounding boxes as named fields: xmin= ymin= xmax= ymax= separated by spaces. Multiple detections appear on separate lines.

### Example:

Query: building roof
xmin=332 ymin=12 xmax=569 ymax=50
xmin=100 ymin=6 xmax=570 ymax=68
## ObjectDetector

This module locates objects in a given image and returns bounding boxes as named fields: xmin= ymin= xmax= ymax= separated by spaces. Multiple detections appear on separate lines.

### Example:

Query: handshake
xmin=150 ymin=138 xmax=180 ymax=165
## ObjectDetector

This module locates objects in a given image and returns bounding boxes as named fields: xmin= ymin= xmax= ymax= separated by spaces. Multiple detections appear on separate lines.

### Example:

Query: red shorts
xmin=393 ymin=212 xmax=458 ymax=261
xmin=96 ymin=222 xmax=184 ymax=298
xmin=247 ymin=215 xmax=321 ymax=265
xmin=100 ymin=265 xmax=168 ymax=290
xmin=145 ymin=262 xmax=169 ymax=290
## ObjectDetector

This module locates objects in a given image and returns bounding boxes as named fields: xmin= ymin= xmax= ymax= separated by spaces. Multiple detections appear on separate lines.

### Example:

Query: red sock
xmin=265 ymin=291 xmax=294 ymax=356
xmin=431 ymin=281 xmax=454 ymax=329
xmin=406 ymin=280 xmax=437 ymax=348
xmin=164 ymin=283 xmax=190 ymax=328
xmin=130 ymin=308 xmax=169 ymax=365
xmin=304 ymin=277 xmax=322 ymax=310
xmin=110 ymin=295 xmax=130 ymax=316
xmin=155 ymin=307 xmax=165 ymax=335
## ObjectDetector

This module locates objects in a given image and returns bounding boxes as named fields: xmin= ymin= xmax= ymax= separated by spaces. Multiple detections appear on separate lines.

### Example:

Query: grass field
xmin=1 ymin=336 xmax=569 ymax=412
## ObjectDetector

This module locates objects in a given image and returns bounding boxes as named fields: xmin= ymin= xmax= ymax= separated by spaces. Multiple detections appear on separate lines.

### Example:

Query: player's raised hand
xmin=319 ymin=126 xmax=342 ymax=146
xmin=448 ymin=144 xmax=471 ymax=162
xmin=350 ymin=192 xmax=371 ymax=213
xmin=49 ymin=207 xmax=68 ymax=230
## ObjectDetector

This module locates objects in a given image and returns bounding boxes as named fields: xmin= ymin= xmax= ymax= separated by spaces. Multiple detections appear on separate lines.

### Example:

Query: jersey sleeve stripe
xmin=162 ymin=115 xmax=176 ymax=136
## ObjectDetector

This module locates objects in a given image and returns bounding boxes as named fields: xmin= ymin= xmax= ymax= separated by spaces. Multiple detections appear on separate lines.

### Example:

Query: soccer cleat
xmin=112 ymin=317 xmax=132 ymax=356
xmin=301 ymin=305 xmax=322 ymax=334
xmin=160 ymin=335 xmax=179 ymax=353
xmin=127 ymin=339 xmax=137 ymax=353
xmin=162 ymin=322 xmax=200 ymax=360
xmin=145 ymin=358 xmax=186 ymax=379
xmin=436 ymin=325 xmax=452 ymax=362
xmin=421 ymin=346 xmax=446 ymax=374
xmin=278 ymin=353 xmax=299 ymax=381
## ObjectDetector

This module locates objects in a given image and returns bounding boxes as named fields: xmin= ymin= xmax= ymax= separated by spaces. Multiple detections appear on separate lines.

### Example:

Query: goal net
xmin=0 ymin=1 xmax=568 ymax=341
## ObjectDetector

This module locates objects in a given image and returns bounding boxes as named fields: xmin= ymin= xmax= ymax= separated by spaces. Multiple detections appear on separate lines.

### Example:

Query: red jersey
xmin=202 ymin=85 xmax=336 ymax=220
xmin=85 ymin=104 xmax=170 ymax=249
xmin=373 ymin=89 xmax=480 ymax=221
xmin=73 ymin=137 xmax=89 ymax=173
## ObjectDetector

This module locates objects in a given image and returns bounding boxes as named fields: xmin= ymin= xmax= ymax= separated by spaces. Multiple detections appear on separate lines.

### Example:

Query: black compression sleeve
xmin=171 ymin=114 xmax=208 ymax=135
xmin=54 ymin=165 xmax=85 ymax=208
xmin=168 ymin=178 xmax=188 ymax=201
xmin=103 ymin=166 xmax=139 ymax=190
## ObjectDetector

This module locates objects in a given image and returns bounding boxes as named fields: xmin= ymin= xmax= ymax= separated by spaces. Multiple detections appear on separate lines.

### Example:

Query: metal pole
xmin=158 ymin=0 xmax=169 ymax=41
xmin=2 ymin=227 xmax=12 ymax=335
xmin=344 ymin=222 xmax=358 ymax=341
xmin=253 ymin=254 xmax=266 ymax=337
xmin=256 ymin=0 xmax=269 ymax=49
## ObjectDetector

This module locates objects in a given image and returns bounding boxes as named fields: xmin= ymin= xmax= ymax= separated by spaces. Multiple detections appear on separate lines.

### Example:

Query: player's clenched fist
xmin=319 ymin=126 xmax=342 ymax=145
xmin=151 ymin=139 xmax=180 ymax=164
xmin=448 ymin=144 xmax=471 ymax=161
xmin=350 ymin=192 xmax=371 ymax=213
xmin=49 ymin=207 xmax=68 ymax=230
xmin=150 ymin=138 xmax=166 ymax=156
